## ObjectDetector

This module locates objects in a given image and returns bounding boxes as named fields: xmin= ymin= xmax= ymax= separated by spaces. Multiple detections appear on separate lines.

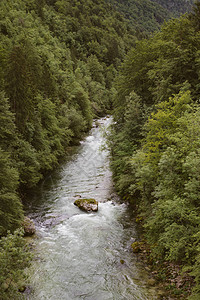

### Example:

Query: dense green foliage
xmin=110 ymin=3 xmax=200 ymax=298
xmin=0 ymin=1 xmax=134 ymax=296
xmin=1 ymin=0 xmax=194 ymax=236
xmin=107 ymin=0 xmax=195 ymax=36
xmin=0 ymin=229 xmax=31 ymax=299
xmin=1 ymin=0 xmax=200 ymax=298
xmin=0 ymin=0 xmax=135 ymax=236
xmin=152 ymin=0 xmax=195 ymax=14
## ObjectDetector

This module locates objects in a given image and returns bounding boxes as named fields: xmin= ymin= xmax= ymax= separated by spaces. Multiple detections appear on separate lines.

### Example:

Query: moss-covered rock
xmin=74 ymin=198 xmax=98 ymax=212
xmin=23 ymin=217 xmax=36 ymax=236
xmin=18 ymin=283 xmax=26 ymax=293
xmin=131 ymin=241 xmax=143 ymax=253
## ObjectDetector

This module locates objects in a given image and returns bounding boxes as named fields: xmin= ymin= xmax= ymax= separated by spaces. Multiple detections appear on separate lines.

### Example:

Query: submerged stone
xmin=74 ymin=198 xmax=98 ymax=212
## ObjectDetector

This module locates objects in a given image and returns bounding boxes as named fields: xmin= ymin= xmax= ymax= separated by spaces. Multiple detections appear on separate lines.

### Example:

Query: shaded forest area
xmin=0 ymin=0 xmax=199 ymax=299
xmin=107 ymin=0 xmax=195 ymax=36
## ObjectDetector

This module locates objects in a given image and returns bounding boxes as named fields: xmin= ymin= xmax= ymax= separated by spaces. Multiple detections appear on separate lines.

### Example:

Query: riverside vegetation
xmin=0 ymin=0 xmax=134 ymax=297
xmin=0 ymin=0 xmax=199 ymax=299
xmin=109 ymin=2 xmax=200 ymax=299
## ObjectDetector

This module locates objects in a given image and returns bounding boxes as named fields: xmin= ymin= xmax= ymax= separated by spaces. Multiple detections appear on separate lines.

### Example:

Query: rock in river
xmin=74 ymin=198 xmax=98 ymax=212
xmin=23 ymin=216 xmax=36 ymax=236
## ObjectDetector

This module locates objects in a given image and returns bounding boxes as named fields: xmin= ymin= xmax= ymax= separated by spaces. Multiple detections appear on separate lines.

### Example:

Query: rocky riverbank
xmin=131 ymin=221 xmax=194 ymax=299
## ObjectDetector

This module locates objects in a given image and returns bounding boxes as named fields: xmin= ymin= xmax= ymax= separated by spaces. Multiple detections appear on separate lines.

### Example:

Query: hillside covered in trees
xmin=110 ymin=2 xmax=200 ymax=298
xmin=107 ymin=0 xmax=195 ymax=36
xmin=0 ymin=0 xmax=135 ymax=296
xmin=152 ymin=0 xmax=194 ymax=14
xmin=0 ymin=0 xmax=199 ymax=298
xmin=0 ymin=0 xmax=136 ymax=236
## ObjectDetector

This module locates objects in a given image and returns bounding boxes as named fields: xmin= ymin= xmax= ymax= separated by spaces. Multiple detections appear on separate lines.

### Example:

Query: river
xmin=25 ymin=117 xmax=158 ymax=300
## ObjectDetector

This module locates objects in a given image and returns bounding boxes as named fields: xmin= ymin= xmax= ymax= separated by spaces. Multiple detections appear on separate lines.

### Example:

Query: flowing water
xmin=25 ymin=117 xmax=158 ymax=300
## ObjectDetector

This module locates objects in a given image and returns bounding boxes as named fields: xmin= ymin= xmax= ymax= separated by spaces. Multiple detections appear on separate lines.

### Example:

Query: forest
xmin=106 ymin=0 xmax=195 ymax=36
xmin=110 ymin=2 xmax=200 ymax=299
xmin=0 ymin=0 xmax=199 ymax=299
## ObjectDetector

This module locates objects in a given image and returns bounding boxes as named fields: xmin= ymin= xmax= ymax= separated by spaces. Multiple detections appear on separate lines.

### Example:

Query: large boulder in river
xmin=74 ymin=198 xmax=98 ymax=212
xmin=23 ymin=216 xmax=36 ymax=236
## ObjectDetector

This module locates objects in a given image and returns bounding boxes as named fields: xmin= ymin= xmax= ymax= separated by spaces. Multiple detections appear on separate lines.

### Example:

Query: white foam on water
xmin=27 ymin=118 xmax=158 ymax=300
